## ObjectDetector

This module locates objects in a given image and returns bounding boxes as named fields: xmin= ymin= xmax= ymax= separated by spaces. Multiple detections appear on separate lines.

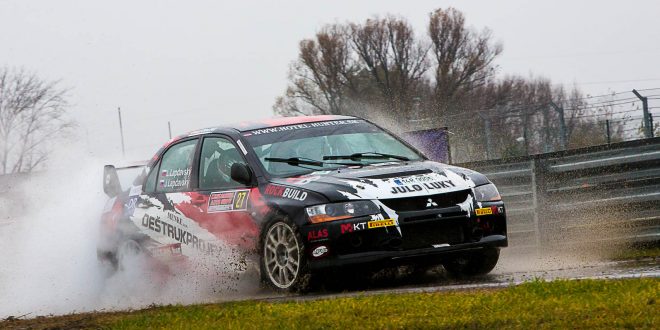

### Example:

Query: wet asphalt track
xmin=248 ymin=254 xmax=660 ymax=302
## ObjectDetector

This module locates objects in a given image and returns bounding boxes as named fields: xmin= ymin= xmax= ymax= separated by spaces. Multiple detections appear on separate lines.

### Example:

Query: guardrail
xmin=458 ymin=137 xmax=660 ymax=250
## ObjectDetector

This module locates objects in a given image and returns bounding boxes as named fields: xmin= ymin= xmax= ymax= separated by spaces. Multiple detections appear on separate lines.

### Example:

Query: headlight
xmin=474 ymin=183 xmax=501 ymax=202
xmin=306 ymin=201 xmax=380 ymax=224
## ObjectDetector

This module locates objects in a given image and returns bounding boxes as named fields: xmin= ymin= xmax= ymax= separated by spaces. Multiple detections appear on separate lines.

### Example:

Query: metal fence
xmin=458 ymin=137 xmax=660 ymax=250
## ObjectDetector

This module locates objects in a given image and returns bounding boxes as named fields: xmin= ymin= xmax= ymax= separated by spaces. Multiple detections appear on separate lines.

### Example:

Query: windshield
xmin=242 ymin=119 xmax=423 ymax=177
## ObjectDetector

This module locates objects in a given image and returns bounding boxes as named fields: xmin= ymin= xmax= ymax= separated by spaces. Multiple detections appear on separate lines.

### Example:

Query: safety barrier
xmin=458 ymin=137 xmax=660 ymax=249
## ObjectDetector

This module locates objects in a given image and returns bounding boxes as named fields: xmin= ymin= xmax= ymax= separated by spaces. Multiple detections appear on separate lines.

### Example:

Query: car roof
xmin=160 ymin=115 xmax=360 ymax=153
xmin=217 ymin=115 xmax=358 ymax=133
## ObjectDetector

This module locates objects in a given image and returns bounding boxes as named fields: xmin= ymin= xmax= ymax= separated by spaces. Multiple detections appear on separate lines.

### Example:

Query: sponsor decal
xmin=264 ymin=184 xmax=285 ymax=196
xmin=312 ymin=245 xmax=329 ymax=258
xmin=475 ymin=207 xmax=493 ymax=216
xmin=340 ymin=223 xmax=354 ymax=234
xmin=389 ymin=180 xmax=455 ymax=194
xmin=236 ymin=139 xmax=248 ymax=155
xmin=141 ymin=214 xmax=221 ymax=254
xmin=208 ymin=190 xmax=250 ymax=213
xmin=307 ymin=228 xmax=328 ymax=241
xmin=340 ymin=219 xmax=395 ymax=233
xmin=123 ymin=196 xmax=138 ymax=217
xmin=283 ymin=188 xmax=307 ymax=201
xmin=245 ymin=119 xmax=362 ymax=136
xmin=340 ymin=222 xmax=366 ymax=234
xmin=264 ymin=184 xmax=308 ymax=201
xmin=367 ymin=219 xmax=395 ymax=229
xmin=167 ymin=211 xmax=187 ymax=228
xmin=129 ymin=185 xmax=142 ymax=197
xmin=151 ymin=243 xmax=183 ymax=257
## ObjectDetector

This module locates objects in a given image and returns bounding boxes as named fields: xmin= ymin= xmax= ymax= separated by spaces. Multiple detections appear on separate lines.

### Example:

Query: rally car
xmin=99 ymin=115 xmax=507 ymax=291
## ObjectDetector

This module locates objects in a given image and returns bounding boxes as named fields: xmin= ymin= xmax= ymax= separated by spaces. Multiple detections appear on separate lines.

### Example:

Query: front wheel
xmin=443 ymin=247 xmax=500 ymax=277
xmin=260 ymin=218 xmax=311 ymax=292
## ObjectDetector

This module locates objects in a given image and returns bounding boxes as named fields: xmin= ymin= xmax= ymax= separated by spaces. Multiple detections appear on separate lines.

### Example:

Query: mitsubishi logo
xmin=426 ymin=198 xmax=438 ymax=208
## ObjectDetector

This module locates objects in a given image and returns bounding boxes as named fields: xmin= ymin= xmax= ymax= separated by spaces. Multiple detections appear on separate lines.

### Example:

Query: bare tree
xmin=276 ymin=16 xmax=429 ymax=123
xmin=428 ymin=8 xmax=502 ymax=112
xmin=349 ymin=16 xmax=429 ymax=118
xmin=0 ymin=68 xmax=71 ymax=174
xmin=274 ymin=25 xmax=357 ymax=116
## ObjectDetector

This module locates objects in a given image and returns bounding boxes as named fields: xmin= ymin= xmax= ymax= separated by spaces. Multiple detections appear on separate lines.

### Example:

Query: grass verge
xmin=3 ymin=278 xmax=658 ymax=329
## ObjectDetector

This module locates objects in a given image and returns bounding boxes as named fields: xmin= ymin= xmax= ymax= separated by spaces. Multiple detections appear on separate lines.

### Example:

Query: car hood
xmin=269 ymin=161 xmax=487 ymax=202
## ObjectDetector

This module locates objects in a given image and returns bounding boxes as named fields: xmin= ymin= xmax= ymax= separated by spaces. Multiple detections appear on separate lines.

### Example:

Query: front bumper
xmin=309 ymin=234 xmax=507 ymax=269
xmin=302 ymin=200 xmax=508 ymax=270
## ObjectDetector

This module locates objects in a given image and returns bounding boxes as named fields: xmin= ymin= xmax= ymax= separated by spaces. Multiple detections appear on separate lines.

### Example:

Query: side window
xmin=199 ymin=137 xmax=248 ymax=190
xmin=144 ymin=165 xmax=158 ymax=193
xmin=156 ymin=139 xmax=198 ymax=193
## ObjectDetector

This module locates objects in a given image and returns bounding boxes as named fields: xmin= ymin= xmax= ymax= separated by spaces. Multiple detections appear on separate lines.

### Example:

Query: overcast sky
xmin=1 ymin=0 xmax=659 ymax=161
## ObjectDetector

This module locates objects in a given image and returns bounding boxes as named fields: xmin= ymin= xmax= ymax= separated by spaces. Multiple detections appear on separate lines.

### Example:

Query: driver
xmin=204 ymin=148 xmax=241 ymax=188
xmin=216 ymin=150 xmax=236 ymax=182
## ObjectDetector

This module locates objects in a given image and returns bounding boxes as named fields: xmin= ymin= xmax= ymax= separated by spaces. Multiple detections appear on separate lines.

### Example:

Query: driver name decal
xmin=160 ymin=167 xmax=191 ymax=189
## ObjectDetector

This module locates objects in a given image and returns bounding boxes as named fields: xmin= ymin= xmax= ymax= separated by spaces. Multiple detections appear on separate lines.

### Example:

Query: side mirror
xmin=103 ymin=165 xmax=122 ymax=197
xmin=231 ymin=163 xmax=252 ymax=186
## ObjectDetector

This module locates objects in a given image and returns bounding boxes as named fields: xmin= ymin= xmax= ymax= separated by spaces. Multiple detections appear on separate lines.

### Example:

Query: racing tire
xmin=259 ymin=216 xmax=312 ymax=292
xmin=97 ymin=249 xmax=119 ymax=273
xmin=442 ymin=247 xmax=500 ymax=277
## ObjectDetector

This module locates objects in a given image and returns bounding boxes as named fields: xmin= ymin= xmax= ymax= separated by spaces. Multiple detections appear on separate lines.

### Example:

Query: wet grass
xmin=3 ymin=278 xmax=658 ymax=329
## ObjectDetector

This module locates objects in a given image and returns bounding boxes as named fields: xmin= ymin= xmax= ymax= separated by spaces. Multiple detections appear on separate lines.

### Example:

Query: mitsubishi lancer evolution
xmin=99 ymin=115 xmax=507 ymax=291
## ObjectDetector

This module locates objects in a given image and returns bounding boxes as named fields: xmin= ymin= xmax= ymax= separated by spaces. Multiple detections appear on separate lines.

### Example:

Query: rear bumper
xmin=308 ymin=234 xmax=507 ymax=270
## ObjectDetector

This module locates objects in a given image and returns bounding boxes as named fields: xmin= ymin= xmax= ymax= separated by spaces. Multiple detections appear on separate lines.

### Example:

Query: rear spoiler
xmin=103 ymin=161 xmax=148 ymax=198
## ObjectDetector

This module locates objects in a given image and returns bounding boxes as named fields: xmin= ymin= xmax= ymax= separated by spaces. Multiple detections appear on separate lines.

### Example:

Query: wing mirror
xmin=231 ymin=163 xmax=253 ymax=186
xmin=103 ymin=165 xmax=122 ymax=197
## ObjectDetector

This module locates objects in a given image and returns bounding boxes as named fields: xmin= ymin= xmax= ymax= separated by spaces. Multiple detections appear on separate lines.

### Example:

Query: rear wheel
xmin=260 ymin=218 xmax=311 ymax=292
xmin=443 ymin=247 xmax=500 ymax=277
xmin=116 ymin=239 xmax=144 ymax=271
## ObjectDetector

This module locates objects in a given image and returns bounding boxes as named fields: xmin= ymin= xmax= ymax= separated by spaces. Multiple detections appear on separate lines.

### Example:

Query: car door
xmin=131 ymin=137 xmax=219 ymax=258
xmin=175 ymin=135 xmax=260 ymax=250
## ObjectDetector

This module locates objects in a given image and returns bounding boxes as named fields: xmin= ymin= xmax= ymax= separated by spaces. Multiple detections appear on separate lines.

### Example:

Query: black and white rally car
xmin=100 ymin=115 xmax=507 ymax=291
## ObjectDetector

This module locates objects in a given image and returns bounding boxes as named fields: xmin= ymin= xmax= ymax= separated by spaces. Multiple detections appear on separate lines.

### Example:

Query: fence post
xmin=530 ymin=157 xmax=547 ymax=251
xmin=605 ymin=119 xmax=611 ymax=144
xmin=550 ymin=102 xmax=567 ymax=150
xmin=478 ymin=112 xmax=493 ymax=160
xmin=650 ymin=113 xmax=655 ymax=138
xmin=632 ymin=89 xmax=652 ymax=138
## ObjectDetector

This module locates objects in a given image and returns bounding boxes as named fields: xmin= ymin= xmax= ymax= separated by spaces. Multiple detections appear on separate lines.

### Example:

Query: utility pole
xmin=117 ymin=107 xmax=125 ymax=157
xmin=168 ymin=121 xmax=172 ymax=139
xmin=632 ymin=89 xmax=653 ymax=138
xmin=478 ymin=112 xmax=493 ymax=160
xmin=550 ymin=102 xmax=567 ymax=150
xmin=522 ymin=108 xmax=530 ymax=156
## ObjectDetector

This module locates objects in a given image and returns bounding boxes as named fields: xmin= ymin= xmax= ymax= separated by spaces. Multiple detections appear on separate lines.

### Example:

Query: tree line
xmin=0 ymin=68 xmax=71 ymax=174
xmin=274 ymin=8 xmax=630 ymax=162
